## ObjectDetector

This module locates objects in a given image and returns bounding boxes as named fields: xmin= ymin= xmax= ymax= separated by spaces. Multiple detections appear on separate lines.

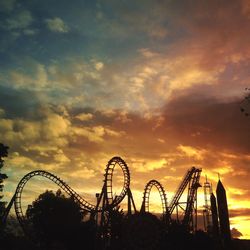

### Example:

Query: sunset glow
xmin=1 ymin=0 xmax=250 ymax=239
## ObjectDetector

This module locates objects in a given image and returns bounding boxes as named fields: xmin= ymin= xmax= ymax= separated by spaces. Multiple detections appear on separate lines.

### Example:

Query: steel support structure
xmin=182 ymin=168 xmax=202 ymax=232
xmin=92 ymin=157 xmax=136 ymax=249
xmin=203 ymin=176 xmax=212 ymax=234
xmin=168 ymin=167 xmax=202 ymax=232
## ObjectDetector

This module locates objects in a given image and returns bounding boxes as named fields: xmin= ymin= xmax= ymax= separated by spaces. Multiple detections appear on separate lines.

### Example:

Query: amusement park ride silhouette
xmin=1 ymin=156 xmax=202 ymax=244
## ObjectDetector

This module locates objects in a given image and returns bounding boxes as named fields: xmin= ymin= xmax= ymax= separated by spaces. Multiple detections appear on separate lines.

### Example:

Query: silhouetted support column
xmin=128 ymin=192 xmax=131 ymax=216
xmin=140 ymin=200 xmax=145 ymax=213
xmin=1 ymin=193 xmax=15 ymax=226
xmin=127 ymin=188 xmax=136 ymax=216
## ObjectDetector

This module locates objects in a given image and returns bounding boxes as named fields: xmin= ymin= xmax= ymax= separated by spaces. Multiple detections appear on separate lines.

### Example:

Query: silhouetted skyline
xmin=2 ymin=158 xmax=245 ymax=250
xmin=0 ymin=0 xmax=250 ymax=239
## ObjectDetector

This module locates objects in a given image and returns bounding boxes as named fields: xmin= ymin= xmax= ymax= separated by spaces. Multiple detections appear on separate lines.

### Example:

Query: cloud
xmin=96 ymin=1 xmax=169 ymax=40
xmin=5 ymin=10 xmax=33 ymax=30
xmin=0 ymin=92 xmax=244 ymax=201
xmin=172 ymin=0 xmax=250 ymax=67
xmin=10 ymin=63 xmax=49 ymax=90
xmin=229 ymin=208 xmax=250 ymax=218
xmin=162 ymin=94 xmax=250 ymax=154
xmin=53 ymin=149 xmax=70 ymax=164
xmin=23 ymin=28 xmax=37 ymax=36
xmin=177 ymin=145 xmax=207 ymax=160
xmin=0 ymin=108 xmax=5 ymax=117
xmin=2 ymin=40 xmax=244 ymax=119
xmin=94 ymin=62 xmax=104 ymax=71
xmin=65 ymin=167 xmax=96 ymax=179
xmin=0 ymin=107 xmax=71 ymax=156
xmin=242 ymin=0 xmax=250 ymax=17
xmin=71 ymin=125 xmax=124 ymax=143
xmin=0 ymin=0 xmax=16 ymax=12
xmin=45 ymin=17 xmax=69 ymax=33
xmin=0 ymin=85 xmax=41 ymax=119
xmin=72 ymin=126 xmax=105 ymax=143
xmin=75 ymin=113 xmax=93 ymax=121
xmin=130 ymin=158 xmax=169 ymax=173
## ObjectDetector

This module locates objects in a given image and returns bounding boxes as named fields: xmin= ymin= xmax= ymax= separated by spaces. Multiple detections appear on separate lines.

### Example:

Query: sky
xmin=0 ymin=0 xmax=250 ymax=239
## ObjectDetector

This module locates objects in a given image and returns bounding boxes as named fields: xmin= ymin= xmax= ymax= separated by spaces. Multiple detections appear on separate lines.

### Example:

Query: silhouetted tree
xmin=122 ymin=212 xmax=164 ymax=250
xmin=26 ymin=189 xmax=95 ymax=250
xmin=193 ymin=230 xmax=215 ymax=250
xmin=240 ymin=88 xmax=250 ymax=116
xmin=0 ymin=143 xmax=9 ymax=218
xmin=1 ymin=215 xmax=35 ymax=250
xmin=109 ymin=206 xmax=125 ymax=249
xmin=164 ymin=220 xmax=193 ymax=250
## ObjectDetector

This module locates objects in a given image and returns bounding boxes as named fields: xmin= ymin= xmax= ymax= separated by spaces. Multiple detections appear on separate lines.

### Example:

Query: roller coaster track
xmin=13 ymin=170 xmax=97 ymax=231
xmin=1 ymin=156 xmax=132 ymax=234
xmin=95 ymin=157 xmax=134 ymax=243
xmin=1 ymin=155 xmax=202 ymax=239
xmin=140 ymin=180 xmax=168 ymax=221
xmin=168 ymin=167 xmax=196 ymax=215
xmin=167 ymin=166 xmax=201 ymax=231
xmin=104 ymin=156 xmax=130 ymax=207
xmin=182 ymin=168 xmax=202 ymax=228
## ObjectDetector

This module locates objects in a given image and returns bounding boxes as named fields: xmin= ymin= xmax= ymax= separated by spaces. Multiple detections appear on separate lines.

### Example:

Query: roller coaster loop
xmin=140 ymin=180 xmax=169 ymax=221
xmin=103 ymin=156 xmax=130 ymax=207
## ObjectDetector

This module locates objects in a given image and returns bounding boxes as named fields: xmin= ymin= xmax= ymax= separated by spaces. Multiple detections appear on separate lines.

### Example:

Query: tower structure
xmin=203 ymin=176 xmax=212 ymax=234
xmin=216 ymin=179 xmax=231 ymax=246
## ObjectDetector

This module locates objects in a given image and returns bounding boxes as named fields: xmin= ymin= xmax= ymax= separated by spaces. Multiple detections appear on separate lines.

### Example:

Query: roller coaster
xmin=1 ymin=156 xmax=202 ymax=241
xmin=168 ymin=167 xmax=202 ymax=232
xmin=140 ymin=180 xmax=168 ymax=222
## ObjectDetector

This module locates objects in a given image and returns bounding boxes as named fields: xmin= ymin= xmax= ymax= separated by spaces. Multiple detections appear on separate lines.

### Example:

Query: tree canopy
xmin=26 ymin=190 xmax=84 ymax=247
xmin=0 ymin=143 xmax=9 ymax=217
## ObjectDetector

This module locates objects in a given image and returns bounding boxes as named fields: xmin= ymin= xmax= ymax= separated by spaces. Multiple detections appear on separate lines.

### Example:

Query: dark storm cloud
xmin=0 ymin=85 xmax=41 ymax=119
xmin=163 ymin=93 xmax=250 ymax=154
